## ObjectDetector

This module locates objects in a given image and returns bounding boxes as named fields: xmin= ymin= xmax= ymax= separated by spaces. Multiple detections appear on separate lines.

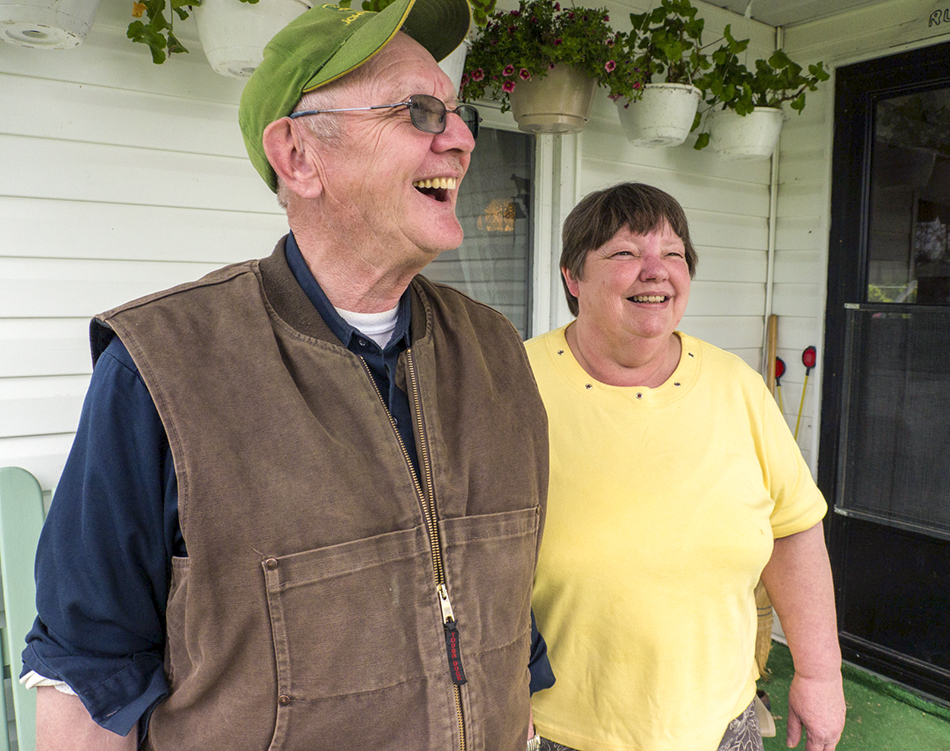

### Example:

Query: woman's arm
xmin=760 ymin=522 xmax=846 ymax=751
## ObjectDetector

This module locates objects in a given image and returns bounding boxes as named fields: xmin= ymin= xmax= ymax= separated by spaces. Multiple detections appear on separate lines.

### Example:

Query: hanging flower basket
xmin=509 ymin=65 xmax=596 ymax=135
xmin=194 ymin=0 xmax=311 ymax=79
xmin=615 ymin=83 xmax=700 ymax=148
xmin=707 ymin=106 xmax=784 ymax=160
xmin=0 ymin=0 xmax=101 ymax=49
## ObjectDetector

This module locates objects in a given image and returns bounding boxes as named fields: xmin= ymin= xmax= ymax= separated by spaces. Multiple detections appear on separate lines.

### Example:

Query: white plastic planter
xmin=195 ymin=0 xmax=311 ymax=79
xmin=509 ymin=65 xmax=596 ymax=135
xmin=616 ymin=83 xmax=701 ymax=148
xmin=438 ymin=38 xmax=471 ymax=94
xmin=0 ymin=0 xmax=101 ymax=49
xmin=708 ymin=106 xmax=785 ymax=161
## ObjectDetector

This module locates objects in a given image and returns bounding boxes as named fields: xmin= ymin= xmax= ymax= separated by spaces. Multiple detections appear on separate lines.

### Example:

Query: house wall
xmin=777 ymin=0 xmax=950 ymax=469
xmin=0 ymin=2 xmax=288 ymax=496
xmin=1 ymin=0 xmax=851 ymax=495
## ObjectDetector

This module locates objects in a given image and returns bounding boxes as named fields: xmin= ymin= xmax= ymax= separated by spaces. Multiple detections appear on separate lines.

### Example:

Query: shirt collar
xmin=284 ymin=231 xmax=412 ymax=353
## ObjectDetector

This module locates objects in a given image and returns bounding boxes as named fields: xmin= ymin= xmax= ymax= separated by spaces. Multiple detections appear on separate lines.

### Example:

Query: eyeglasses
xmin=289 ymin=94 xmax=481 ymax=140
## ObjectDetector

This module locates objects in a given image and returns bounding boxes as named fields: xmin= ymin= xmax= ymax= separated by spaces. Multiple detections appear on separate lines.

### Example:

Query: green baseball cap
xmin=239 ymin=0 xmax=472 ymax=192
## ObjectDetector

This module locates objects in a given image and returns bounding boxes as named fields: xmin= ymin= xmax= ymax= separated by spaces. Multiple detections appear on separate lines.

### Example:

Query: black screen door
xmin=821 ymin=41 xmax=950 ymax=701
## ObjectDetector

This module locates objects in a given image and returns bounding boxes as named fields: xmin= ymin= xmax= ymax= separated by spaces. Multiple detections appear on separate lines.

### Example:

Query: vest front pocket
xmin=261 ymin=523 xmax=444 ymax=696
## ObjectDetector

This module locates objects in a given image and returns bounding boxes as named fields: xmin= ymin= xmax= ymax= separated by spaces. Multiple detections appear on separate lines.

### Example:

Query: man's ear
xmin=262 ymin=117 xmax=324 ymax=199
xmin=562 ymin=266 xmax=581 ymax=298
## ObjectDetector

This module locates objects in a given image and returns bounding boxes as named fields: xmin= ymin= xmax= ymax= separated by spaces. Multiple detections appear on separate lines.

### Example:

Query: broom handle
xmin=766 ymin=314 xmax=778 ymax=396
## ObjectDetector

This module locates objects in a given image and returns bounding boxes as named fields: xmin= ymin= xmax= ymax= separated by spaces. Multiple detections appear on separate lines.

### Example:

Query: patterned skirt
xmin=538 ymin=699 xmax=763 ymax=751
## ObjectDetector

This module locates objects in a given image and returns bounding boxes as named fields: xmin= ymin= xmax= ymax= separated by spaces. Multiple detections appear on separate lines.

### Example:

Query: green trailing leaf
xmin=166 ymin=30 xmax=187 ymax=56
xmin=127 ymin=0 xmax=197 ymax=64
xmin=128 ymin=19 xmax=167 ymax=64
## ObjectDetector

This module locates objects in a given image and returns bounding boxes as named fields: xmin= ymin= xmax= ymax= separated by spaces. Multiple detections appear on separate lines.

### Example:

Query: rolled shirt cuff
xmin=20 ymin=670 xmax=77 ymax=695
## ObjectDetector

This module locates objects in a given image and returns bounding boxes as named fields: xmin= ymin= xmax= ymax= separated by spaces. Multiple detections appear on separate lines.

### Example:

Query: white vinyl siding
xmin=0 ymin=4 xmax=288 ymax=493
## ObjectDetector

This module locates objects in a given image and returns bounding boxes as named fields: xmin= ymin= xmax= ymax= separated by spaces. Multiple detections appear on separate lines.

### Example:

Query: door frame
xmin=820 ymin=39 xmax=950 ymax=700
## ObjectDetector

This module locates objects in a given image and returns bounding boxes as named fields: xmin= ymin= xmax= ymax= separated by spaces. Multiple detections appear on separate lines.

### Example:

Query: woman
xmin=526 ymin=183 xmax=845 ymax=751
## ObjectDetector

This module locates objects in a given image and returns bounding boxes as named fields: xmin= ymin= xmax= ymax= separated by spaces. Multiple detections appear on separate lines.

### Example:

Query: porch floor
xmin=759 ymin=641 xmax=950 ymax=750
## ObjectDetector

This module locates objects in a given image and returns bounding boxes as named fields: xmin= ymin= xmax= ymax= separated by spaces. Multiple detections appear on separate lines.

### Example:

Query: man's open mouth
xmin=413 ymin=177 xmax=457 ymax=202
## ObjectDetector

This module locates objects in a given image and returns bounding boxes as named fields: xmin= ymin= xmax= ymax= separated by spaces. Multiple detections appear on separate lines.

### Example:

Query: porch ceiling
xmin=707 ymin=0 xmax=883 ymax=28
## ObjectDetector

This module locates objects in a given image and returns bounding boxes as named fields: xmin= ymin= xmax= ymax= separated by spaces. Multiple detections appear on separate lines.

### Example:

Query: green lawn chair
xmin=0 ymin=467 xmax=47 ymax=751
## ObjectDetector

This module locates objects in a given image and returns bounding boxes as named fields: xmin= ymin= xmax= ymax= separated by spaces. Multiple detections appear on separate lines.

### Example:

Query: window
xmin=867 ymin=87 xmax=950 ymax=304
xmin=423 ymin=127 xmax=534 ymax=337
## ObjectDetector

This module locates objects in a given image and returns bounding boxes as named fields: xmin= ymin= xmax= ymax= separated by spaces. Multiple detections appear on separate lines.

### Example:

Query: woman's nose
xmin=640 ymin=253 xmax=668 ymax=280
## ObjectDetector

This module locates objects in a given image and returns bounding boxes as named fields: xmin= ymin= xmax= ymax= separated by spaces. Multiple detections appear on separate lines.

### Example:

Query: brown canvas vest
xmin=92 ymin=242 xmax=548 ymax=751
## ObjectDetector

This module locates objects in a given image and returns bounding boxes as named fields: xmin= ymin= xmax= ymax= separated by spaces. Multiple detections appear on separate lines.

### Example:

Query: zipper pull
xmin=438 ymin=584 xmax=467 ymax=686
xmin=437 ymin=584 xmax=455 ymax=623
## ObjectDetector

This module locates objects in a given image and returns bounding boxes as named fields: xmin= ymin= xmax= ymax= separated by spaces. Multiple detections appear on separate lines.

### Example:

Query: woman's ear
xmin=262 ymin=117 xmax=323 ymax=199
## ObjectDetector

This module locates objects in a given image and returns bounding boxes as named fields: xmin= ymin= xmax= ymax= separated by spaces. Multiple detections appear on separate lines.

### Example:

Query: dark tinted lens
xmin=455 ymin=104 xmax=480 ymax=140
xmin=408 ymin=95 xmax=447 ymax=134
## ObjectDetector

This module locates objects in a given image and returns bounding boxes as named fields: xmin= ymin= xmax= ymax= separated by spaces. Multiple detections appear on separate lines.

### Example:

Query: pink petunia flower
xmin=471 ymin=68 xmax=485 ymax=81
xmin=502 ymin=80 xmax=516 ymax=93
xmin=503 ymin=64 xmax=515 ymax=77
xmin=605 ymin=61 xmax=616 ymax=72
xmin=519 ymin=68 xmax=531 ymax=80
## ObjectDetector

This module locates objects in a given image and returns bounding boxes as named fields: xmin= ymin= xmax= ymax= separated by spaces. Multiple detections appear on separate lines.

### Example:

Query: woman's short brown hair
xmin=560 ymin=182 xmax=698 ymax=316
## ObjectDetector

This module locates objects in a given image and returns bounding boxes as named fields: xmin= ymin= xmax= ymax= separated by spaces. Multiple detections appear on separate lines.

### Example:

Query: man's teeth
xmin=413 ymin=177 xmax=457 ymax=190
xmin=630 ymin=295 xmax=666 ymax=303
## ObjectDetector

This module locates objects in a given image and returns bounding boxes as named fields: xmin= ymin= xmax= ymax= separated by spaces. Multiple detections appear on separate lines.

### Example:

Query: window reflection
xmin=868 ymin=88 xmax=950 ymax=303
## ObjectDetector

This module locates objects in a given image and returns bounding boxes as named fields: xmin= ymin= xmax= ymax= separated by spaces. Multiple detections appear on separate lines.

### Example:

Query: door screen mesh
xmin=836 ymin=304 xmax=950 ymax=540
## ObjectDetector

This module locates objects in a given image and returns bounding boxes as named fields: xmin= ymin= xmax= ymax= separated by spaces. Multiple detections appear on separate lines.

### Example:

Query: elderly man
xmin=22 ymin=1 xmax=551 ymax=749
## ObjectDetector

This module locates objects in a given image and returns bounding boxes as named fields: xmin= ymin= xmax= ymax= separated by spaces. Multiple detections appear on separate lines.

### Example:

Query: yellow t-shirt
xmin=527 ymin=327 xmax=827 ymax=751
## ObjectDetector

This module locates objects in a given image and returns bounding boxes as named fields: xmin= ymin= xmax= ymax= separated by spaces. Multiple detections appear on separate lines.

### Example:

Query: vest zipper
xmin=358 ymin=352 xmax=467 ymax=751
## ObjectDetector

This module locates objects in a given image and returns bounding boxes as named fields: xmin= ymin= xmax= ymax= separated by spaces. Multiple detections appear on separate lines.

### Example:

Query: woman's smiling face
xmin=563 ymin=222 xmax=692 ymax=349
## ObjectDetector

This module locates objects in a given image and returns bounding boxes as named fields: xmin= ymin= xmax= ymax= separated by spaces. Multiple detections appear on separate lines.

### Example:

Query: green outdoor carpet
xmin=758 ymin=641 xmax=950 ymax=750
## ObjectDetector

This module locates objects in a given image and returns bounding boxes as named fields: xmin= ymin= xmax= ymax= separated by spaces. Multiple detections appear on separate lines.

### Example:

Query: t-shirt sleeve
xmin=21 ymin=336 xmax=178 ymax=737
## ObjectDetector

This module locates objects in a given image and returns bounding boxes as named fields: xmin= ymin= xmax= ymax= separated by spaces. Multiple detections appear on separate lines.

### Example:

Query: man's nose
xmin=434 ymin=109 xmax=476 ymax=154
